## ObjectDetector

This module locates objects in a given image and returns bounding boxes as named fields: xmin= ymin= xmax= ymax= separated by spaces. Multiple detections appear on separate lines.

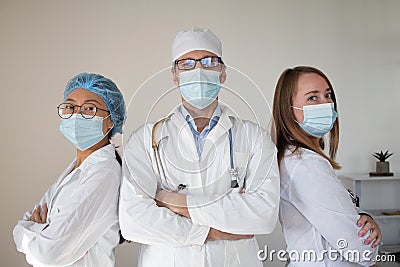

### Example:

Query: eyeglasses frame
xmin=57 ymin=103 xmax=110 ymax=119
xmin=174 ymin=56 xmax=224 ymax=71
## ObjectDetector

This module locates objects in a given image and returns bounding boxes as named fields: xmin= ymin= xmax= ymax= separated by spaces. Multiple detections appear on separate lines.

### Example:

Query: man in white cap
xmin=120 ymin=27 xmax=279 ymax=266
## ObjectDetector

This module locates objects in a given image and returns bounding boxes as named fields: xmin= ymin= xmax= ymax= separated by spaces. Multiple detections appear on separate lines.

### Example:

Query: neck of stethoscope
xmin=228 ymin=128 xmax=234 ymax=170
xmin=228 ymin=128 xmax=240 ymax=188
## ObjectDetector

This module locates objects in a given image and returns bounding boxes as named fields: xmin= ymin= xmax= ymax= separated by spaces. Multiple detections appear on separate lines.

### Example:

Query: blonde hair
xmin=272 ymin=66 xmax=340 ymax=170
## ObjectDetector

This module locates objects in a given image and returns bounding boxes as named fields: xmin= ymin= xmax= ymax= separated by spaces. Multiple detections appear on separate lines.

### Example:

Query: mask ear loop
xmin=291 ymin=106 xmax=303 ymax=124
xmin=291 ymin=106 xmax=303 ymax=110
xmin=101 ymin=114 xmax=114 ymax=137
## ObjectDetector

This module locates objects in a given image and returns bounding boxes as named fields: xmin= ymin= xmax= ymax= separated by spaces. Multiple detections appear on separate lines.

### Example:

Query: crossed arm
xmin=13 ymin=168 xmax=120 ymax=266
xmin=155 ymin=189 xmax=381 ymax=246
xmin=155 ymin=189 xmax=254 ymax=241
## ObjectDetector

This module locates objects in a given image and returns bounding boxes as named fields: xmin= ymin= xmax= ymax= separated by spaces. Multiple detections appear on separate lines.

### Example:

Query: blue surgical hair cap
xmin=63 ymin=73 xmax=126 ymax=137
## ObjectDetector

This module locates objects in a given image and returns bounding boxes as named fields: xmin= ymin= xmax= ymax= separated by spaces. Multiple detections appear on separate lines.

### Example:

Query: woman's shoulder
xmin=283 ymin=145 xmax=326 ymax=162
xmin=80 ymin=145 xmax=122 ymax=181
xmin=280 ymin=146 xmax=338 ymax=196
xmin=281 ymin=146 xmax=334 ymax=177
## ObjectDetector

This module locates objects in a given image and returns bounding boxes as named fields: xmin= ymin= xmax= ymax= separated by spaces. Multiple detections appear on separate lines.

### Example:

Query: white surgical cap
xmin=171 ymin=27 xmax=222 ymax=62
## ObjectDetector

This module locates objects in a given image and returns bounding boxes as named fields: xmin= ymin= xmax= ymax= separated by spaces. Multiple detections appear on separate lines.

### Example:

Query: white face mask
xmin=59 ymin=114 xmax=113 ymax=150
xmin=178 ymin=68 xmax=221 ymax=109
xmin=292 ymin=103 xmax=337 ymax=138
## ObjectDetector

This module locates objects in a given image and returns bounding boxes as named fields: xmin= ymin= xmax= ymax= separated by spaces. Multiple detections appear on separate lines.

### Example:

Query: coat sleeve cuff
xmin=185 ymin=224 xmax=209 ymax=246
xmin=356 ymin=207 xmax=373 ymax=220
xmin=18 ymin=220 xmax=48 ymax=233
xmin=187 ymin=195 xmax=211 ymax=226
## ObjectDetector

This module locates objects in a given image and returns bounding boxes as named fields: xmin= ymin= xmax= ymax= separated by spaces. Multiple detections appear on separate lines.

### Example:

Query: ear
xmin=171 ymin=67 xmax=179 ymax=87
xmin=102 ymin=116 xmax=114 ymax=136
xmin=106 ymin=117 xmax=114 ymax=131
xmin=220 ymin=67 xmax=227 ymax=84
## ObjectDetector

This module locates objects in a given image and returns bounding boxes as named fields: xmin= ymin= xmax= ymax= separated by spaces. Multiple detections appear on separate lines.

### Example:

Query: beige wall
xmin=1 ymin=0 xmax=399 ymax=266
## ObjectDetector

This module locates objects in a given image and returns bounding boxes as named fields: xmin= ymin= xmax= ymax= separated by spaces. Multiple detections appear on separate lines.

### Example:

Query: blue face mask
xmin=293 ymin=103 xmax=337 ymax=138
xmin=178 ymin=68 xmax=221 ymax=109
xmin=59 ymin=114 xmax=113 ymax=151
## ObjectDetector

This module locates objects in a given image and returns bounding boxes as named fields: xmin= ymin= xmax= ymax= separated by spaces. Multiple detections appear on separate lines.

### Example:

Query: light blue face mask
xmin=178 ymin=68 xmax=221 ymax=109
xmin=292 ymin=103 xmax=337 ymax=138
xmin=59 ymin=114 xmax=113 ymax=151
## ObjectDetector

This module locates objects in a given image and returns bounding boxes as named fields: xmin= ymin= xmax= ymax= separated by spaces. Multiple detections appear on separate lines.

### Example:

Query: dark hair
xmin=272 ymin=66 xmax=340 ymax=170
xmin=114 ymin=149 xmax=129 ymax=244
xmin=107 ymin=132 xmax=128 ymax=244
xmin=105 ymin=122 xmax=130 ymax=244
xmin=115 ymin=149 xmax=122 ymax=165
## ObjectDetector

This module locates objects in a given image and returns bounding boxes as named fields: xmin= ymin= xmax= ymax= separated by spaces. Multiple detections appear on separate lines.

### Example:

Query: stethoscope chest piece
xmin=229 ymin=167 xmax=239 ymax=188
xmin=177 ymin=184 xmax=187 ymax=191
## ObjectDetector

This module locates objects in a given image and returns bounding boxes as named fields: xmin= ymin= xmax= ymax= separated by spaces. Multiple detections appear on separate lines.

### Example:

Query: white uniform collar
xmin=55 ymin=144 xmax=117 ymax=193
xmin=179 ymin=104 xmax=222 ymax=132
xmin=169 ymin=103 xmax=236 ymax=128
xmin=71 ymin=144 xmax=116 ymax=171
xmin=163 ymin=104 xmax=237 ymax=159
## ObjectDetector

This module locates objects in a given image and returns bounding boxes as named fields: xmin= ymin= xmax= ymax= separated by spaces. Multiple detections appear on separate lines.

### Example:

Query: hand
xmin=29 ymin=204 xmax=48 ymax=224
xmin=155 ymin=190 xmax=190 ymax=218
xmin=357 ymin=214 xmax=382 ymax=248
xmin=206 ymin=227 xmax=254 ymax=241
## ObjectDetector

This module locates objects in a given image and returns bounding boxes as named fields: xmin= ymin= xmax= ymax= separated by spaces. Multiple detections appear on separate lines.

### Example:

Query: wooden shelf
xmin=339 ymin=173 xmax=400 ymax=181
xmin=366 ymin=209 xmax=400 ymax=219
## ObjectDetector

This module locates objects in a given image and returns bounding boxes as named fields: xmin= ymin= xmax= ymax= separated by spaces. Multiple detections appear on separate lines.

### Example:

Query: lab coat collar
xmin=78 ymin=144 xmax=116 ymax=168
xmin=57 ymin=144 xmax=116 ymax=188
xmin=47 ymin=144 xmax=117 ymax=221
xmin=167 ymin=103 xmax=235 ymax=159
xmin=201 ymin=105 xmax=235 ymax=158
xmin=170 ymin=103 xmax=234 ymax=129
xmin=179 ymin=104 xmax=221 ymax=133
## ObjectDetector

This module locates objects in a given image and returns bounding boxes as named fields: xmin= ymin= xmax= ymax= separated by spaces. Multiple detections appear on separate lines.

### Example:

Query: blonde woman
xmin=273 ymin=66 xmax=381 ymax=266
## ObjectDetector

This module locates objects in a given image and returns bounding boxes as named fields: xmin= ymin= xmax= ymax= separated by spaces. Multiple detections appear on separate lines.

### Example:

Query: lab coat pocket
xmin=230 ymin=152 xmax=250 ymax=194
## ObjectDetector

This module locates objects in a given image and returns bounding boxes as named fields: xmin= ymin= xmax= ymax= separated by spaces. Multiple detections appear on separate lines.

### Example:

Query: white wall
xmin=1 ymin=0 xmax=399 ymax=266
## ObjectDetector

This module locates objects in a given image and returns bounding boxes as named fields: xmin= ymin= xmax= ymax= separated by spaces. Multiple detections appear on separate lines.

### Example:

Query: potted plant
xmin=372 ymin=150 xmax=393 ymax=173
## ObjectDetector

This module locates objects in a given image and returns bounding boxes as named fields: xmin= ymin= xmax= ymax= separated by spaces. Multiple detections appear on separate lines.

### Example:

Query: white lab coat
xmin=119 ymin=105 xmax=280 ymax=267
xmin=13 ymin=144 xmax=121 ymax=267
xmin=279 ymin=147 xmax=379 ymax=266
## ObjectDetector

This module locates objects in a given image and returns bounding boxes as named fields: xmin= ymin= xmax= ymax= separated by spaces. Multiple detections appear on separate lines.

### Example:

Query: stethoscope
xmin=151 ymin=114 xmax=240 ymax=192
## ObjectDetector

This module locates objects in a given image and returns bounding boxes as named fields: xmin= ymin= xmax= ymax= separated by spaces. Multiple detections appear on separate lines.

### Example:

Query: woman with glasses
xmin=13 ymin=73 xmax=126 ymax=266
xmin=272 ymin=66 xmax=381 ymax=266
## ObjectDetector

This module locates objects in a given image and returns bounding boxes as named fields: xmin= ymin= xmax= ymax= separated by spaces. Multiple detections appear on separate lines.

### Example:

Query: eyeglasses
xmin=174 ymin=56 xmax=224 ymax=71
xmin=57 ymin=103 xmax=109 ymax=119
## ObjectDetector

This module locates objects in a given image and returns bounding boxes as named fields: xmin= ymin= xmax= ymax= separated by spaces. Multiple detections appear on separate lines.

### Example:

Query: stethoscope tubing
xmin=152 ymin=115 xmax=238 ymax=191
